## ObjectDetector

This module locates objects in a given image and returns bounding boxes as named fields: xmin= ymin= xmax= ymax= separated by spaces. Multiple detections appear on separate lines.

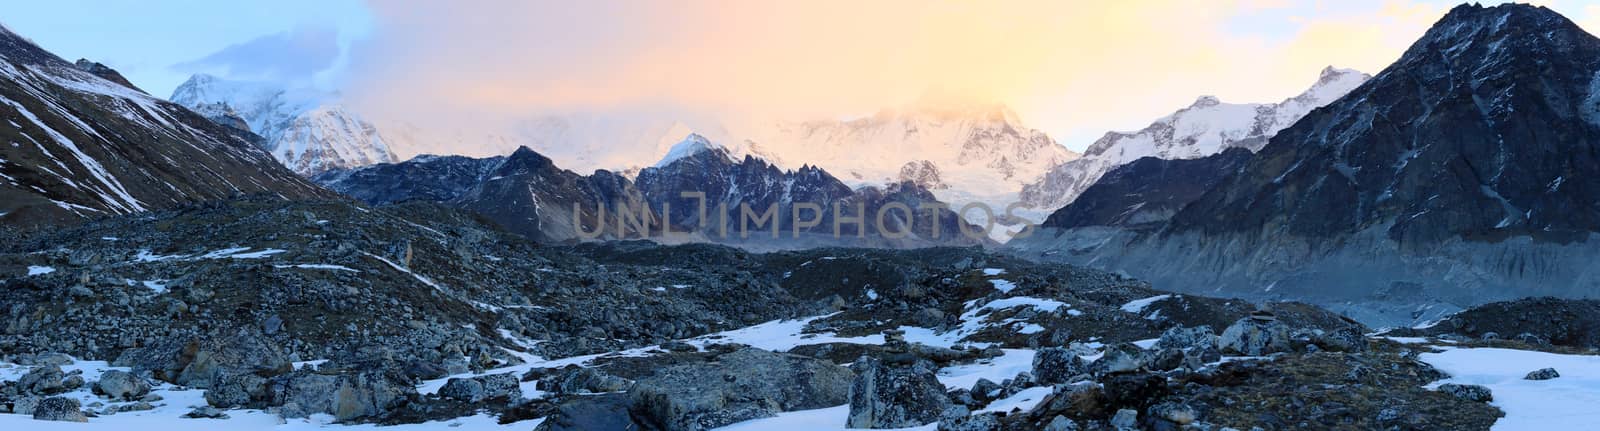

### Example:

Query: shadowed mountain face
xmin=1013 ymin=4 xmax=1600 ymax=325
xmin=1041 ymin=148 xmax=1254 ymax=230
xmin=319 ymin=136 xmax=992 ymax=249
xmin=0 ymin=26 xmax=329 ymax=229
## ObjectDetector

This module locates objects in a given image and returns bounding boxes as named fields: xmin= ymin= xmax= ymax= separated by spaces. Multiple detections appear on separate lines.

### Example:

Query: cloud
xmin=173 ymin=26 xmax=341 ymax=83
xmin=337 ymin=0 xmax=1584 ymax=152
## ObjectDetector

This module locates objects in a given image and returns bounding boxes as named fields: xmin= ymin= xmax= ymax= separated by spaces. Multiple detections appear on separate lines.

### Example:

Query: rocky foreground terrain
xmin=0 ymin=197 xmax=1592 ymax=430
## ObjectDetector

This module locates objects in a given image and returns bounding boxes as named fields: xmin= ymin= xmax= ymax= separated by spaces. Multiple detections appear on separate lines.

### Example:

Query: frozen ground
xmin=1420 ymin=347 xmax=1600 ymax=431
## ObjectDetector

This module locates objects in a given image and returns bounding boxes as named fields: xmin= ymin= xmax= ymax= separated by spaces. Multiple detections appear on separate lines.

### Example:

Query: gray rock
xmin=274 ymin=370 xmax=416 ymax=421
xmin=847 ymin=357 xmax=950 ymax=429
xmin=937 ymin=412 xmax=1001 ymax=431
xmin=11 ymin=396 xmax=41 ymax=416
xmin=17 ymin=365 xmax=66 ymax=395
xmin=1150 ymin=401 xmax=1200 ymax=425
xmin=1314 ymin=326 xmax=1368 ymax=352
xmin=1032 ymin=347 xmax=1088 ymax=385
xmin=182 ymin=406 xmax=230 ymax=419
xmin=94 ymin=370 xmax=152 ymax=401
xmin=1219 ymin=317 xmax=1293 ymax=356
xmin=438 ymin=372 xmax=521 ymax=403
xmin=632 ymin=348 xmax=853 ymax=431
xmin=543 ymin=367 xmax=633 ymax=395
xmin=1110 ymin=408 xmax=1139 ymax=429
xmin=970 ymin=378 xmax=1003 ymax=403
xmin=1153 ymin=325 xmax=1218 ymax=351
xmin=533 ymin=393 xmax=636 ymax=431
xmin=32 ymin=396 xmax=87 ymax=422
xmin=205 ymin=372 xmax=269 ymax=408
xmin=1525 ymin=368 xmax=1560 ymax=380
xmin=1090 ymin=343 xmax=1144 ymax=375
xmin=1438 ymin=383 xmax=1493 ymax=402
xmin=113 ymin=329 xmax=291 ymax=388
xmin=1043 ymin=415 xmax=1080 ymax=431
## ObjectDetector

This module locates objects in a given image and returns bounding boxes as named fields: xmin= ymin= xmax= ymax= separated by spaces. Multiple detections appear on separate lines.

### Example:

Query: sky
xmin=4 ymin=0 xmax=1599 ymax=152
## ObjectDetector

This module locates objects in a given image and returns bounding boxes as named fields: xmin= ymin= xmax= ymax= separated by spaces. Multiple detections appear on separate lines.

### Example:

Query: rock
xmin=274 ymin=370 xmax=416 ymax=421
xmin=542 ymin=367 xmax=633 ymax=395
xmin=631 ymin=348 xmax=853 ymax=431
xmin=113 ymin=329 xmax=292 ymax=388
xmin=61 ymin=375 xmax=85 ymax=391
xmin=937 ymin=412 xmax=1001 ymax=431
xmin=847 ymin=357 xmax=951 ymax=429
xmin=94 ymin=370 xmax=152 ymax=401
xmin=1314 ymin=326 xmax=1368 ymax=352
xmin=1149 ymin=402 xmax=1200 ymax=425
xmin=1153 ymin=326 xmax=1218 ymax=351
xmin=205 ymin=372 xmax=269 ymax=408
xmin=1043 ymin=415 xmax=1080 ymax=431
xmin=1110 ymin=408 xmax=1139 ymax=429
xmin=31 ymin=397 xmax=87 ymax=422
xmin=1090 ymin=343 xmax=1144 ymax=375
xmin=534 ymin=393 xmax=636 ymax=431
xmin=1524 ymin=368 xmax=1560 ymax=380
xmin=1219 ymin=317 xmax=1293 ymax=356
xmin=1032 ymin=347 xmax=1088 ymax=384
xmin=182 ymin=406 xmax=230 ymax=419
xmin=117 ymin=402 xmax=155 ymax=412
xmin=970 ymin=378 xmax=1003 ymax=403
xmin=1140 ymin=348 xmax=1186 ymax=372
xmin=17 ymin=365 xmax=66 ymax=395
xmin=439 ymin=372 xmax=521 ymax=403
xmin=1438 ymin=383 xmax=1493 ymax=402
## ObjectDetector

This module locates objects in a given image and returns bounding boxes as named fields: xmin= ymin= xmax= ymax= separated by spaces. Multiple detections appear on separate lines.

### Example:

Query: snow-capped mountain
xmin=747 ymin=102 xmax=1078 ymax=206
xmin=0 ymin=25 xmax=328 ymax=228
xmin=169 ymin=74 xmax=397 ymax=176
xmin=1019 ymin=67 xmax=1369 ymax=211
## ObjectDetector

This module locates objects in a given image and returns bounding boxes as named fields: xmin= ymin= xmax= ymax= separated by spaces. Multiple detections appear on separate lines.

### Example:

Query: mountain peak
xmin=654 ymin=133 xmax=728 ymax=167
xmin=1189 ymin=95 xmax=1222 ymax=108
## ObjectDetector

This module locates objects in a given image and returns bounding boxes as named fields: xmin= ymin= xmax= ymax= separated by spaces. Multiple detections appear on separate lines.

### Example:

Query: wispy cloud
xmin=173 ymin=26 xmax=341 ymax=84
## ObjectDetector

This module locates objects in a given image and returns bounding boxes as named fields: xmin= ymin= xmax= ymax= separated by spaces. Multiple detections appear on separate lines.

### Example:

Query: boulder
xmin=937 ymin=412 xmax=1002 ymax=431
xmin=1152 ymin=326 xmax=1218 ymax=351
xmin=31 ymin=396 xmax=87 ymax=422
xmin=1219 ymin=317 xmax=1293 ymax=356
xmin=1032 ymin=347 xmax=1088 ymax=385
xmin=847 ymin=357 xmax=951 ymax=429
xmin=1090 ymin=343 xmax=1145 ymax=375
xmin=274 ymin=370 xmax=416 ymax=421
xmin=1149 ymin=401 xmax=1200 ymax=425
xmin=1524 ymin=368 xmax=1560 ymax=380
xmin=17 ymin=365 xmax=66 ymax=395
xmin=1110 ymin=408 xmax=1139 ymax=429
xmin=205 ymin=372 xmax=269 ymax=408
xmin=113 ymin=329 xmax=291 ymax=388
xmin=541 ymin=367 xmax=633 ymax=395
xmin=439 ymin=372 xmax=522 ymax=403
xmin=94 ymin=370 xmax=152 ymax=401
xmin=1043 ymin=415 xmax=1080 ymax=431
xmin=631 ymin=348 xmax=854 ymax=431
xmin=1438 ymin=383 xmax=1493 ymax=402
xmin=533 ymin=393 xmax=636 ymax=431
xmin=1314 ymin=326 xmax=1368 ymax=352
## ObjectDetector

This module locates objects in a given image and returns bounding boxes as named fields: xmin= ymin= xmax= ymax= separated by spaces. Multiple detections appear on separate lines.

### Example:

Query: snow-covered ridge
xmin=1019 ymin=66 xmax=1369 ymax=211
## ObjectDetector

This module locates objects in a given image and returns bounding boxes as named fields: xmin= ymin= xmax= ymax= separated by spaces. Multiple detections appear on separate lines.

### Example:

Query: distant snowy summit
xmin=170 ymin=74 xmax=398 ymax=176
xmin=1019 ymin=66 xmax=1370 ymax=211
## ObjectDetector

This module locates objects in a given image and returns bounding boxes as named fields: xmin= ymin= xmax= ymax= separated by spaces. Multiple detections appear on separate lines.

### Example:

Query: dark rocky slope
xmin=0 ymin=25 xmax=329 ymax=229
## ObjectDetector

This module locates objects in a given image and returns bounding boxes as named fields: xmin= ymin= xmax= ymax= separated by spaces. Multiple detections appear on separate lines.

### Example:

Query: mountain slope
xmin=0 ymin=25 xmax=327 ymax=228
xmin=1014 ymin=4 xmax=1600 ymax=325
xmin=1019 ymin=67 xmax=1368 ymax=211
xmin=1038 ymin=148 xmax=1254 ymax=231
xmin=170 ymin=75 xmax=397 ymax=175
xmin=312 ymin=154 xmax=506 ymax=205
